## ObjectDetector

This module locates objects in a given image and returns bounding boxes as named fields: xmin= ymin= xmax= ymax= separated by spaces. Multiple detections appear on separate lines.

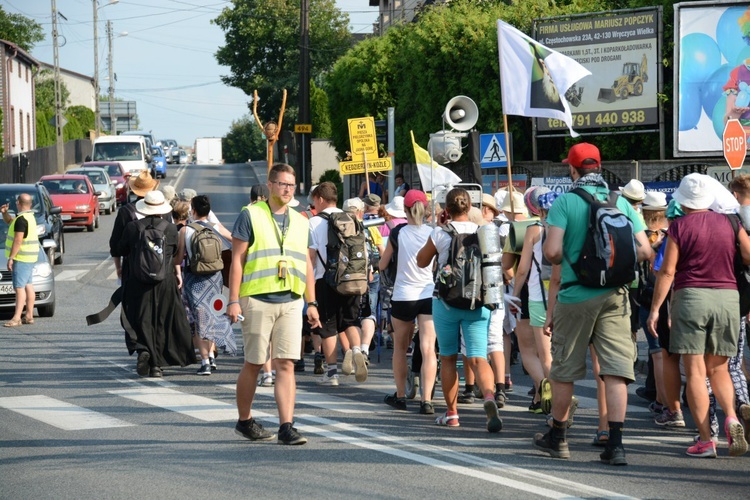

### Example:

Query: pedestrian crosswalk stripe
xmin=221 ymin=385 xmax=382 ymax=414
xmin=0 ymin=395 xmax=133 ymax=430
xmin=109 ymin=386 xmax=270 ymax=422
xmin=55 ymin=270 xmax=89 ymax=281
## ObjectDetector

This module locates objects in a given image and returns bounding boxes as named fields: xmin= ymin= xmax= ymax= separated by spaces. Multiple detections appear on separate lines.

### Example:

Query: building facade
xmin=39 ymin=62 xmax=95 ymax=111
xmin=0 ymin=39 xmax=39 ymax=156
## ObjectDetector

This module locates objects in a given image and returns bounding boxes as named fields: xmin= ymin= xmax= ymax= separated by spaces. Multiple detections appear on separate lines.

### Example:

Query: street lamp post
xmin=93 ymin=0 xmax=118 ymax=138
xmin=106 ymin=20 xmax=127 ymax=136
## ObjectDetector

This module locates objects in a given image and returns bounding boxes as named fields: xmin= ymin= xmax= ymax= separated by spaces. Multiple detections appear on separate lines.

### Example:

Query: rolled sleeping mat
xmin=508 ymin=220 xmax=539 ymax=254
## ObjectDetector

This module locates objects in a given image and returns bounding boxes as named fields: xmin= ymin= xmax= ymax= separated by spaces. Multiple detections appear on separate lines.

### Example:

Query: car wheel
xmin=87 ymin=220 xmax=95 ymax=232
xmin=55 ymin=234 xmax=64 ymax=265
xmin=37 ymin=302 xmax=55 ymax=317
xmin=47 ymin=246 xmax=55 ymax=267
xmin=104 ymin=206 xmax=110 ymax=215
xmin=95 ymin=214 xmax=100 ymax=229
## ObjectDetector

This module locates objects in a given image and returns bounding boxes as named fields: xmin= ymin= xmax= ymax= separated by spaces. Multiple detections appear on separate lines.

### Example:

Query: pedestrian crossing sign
xmin=480 ymin=133 xmax=509 ymax=168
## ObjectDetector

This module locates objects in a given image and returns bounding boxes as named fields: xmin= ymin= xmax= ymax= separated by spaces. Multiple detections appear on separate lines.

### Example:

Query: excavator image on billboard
xmin=598 ymin=54 xmax=648 ymax=103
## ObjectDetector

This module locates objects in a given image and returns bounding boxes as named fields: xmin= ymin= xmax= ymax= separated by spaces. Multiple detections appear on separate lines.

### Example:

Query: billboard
xmin=533 ymin=8 xmax=660 ymax=132
xmin=482 ymin=174 xmax=526 ymax=194
xmin=674 ymin=2 xmax=750 ymax=157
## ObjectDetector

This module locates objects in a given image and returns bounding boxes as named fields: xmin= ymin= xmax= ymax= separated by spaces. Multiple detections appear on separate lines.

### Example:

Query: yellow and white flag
xmin=497 ymin=20 xmax=591 ymax=137
xmin=411 ymin=131 xmax=462 ymax=192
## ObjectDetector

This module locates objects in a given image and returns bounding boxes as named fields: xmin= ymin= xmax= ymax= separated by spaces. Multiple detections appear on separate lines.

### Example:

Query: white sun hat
xmin=619 ymin=179 xmax=646 ymax=202
xmin=136 ymin=190 xmax=172 ymax=216
xmin=385 ymin=196 xmax=406 ymax=218
xmin=641 ymin=191 xmax=667 ymax=210
xmin=671 ymin=173 xmax=715 ymax=210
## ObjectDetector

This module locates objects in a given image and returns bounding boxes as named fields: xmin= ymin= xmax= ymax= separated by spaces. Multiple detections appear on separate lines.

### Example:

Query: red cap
xmin=563 ymin=143 xmax=601 ymax=169
xmin=404 ymin=189 xmax=428 ymax=208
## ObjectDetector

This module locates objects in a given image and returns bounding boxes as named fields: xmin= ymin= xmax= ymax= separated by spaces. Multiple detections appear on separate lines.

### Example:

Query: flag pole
xmin=364 ymin=151 xmax=370 ymax=195
xmin=502 ymin=113 xmax=516 ymax=222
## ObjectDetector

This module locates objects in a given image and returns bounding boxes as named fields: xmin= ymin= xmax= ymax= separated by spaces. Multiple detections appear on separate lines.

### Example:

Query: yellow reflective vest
xmin=5 ymin=211 xmax=39 ymax=263
xmin=240 ymin=202 xmax=308 ymax=297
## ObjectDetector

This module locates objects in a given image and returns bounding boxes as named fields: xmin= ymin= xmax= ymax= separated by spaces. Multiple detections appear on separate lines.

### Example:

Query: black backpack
xmin=130 ymin=217 xmax=169 ymax=285
xmin=318 ymin=212 xmax=369 ymax=296
xmin=436 ymin=224 xmax=483 ymax=310
xmin=727 ymin=214 xmax=750 ymax=316
xmin=562 ymin=188 xmax=637 ymax=289
xmin=187 ymin=222 xmax=224 ymax=275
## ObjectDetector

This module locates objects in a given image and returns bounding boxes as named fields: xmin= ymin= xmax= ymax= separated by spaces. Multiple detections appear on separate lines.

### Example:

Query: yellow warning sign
xmin=347 ymin=117 xmax=378 ymax=159
xmin=339 ymin=158 xmax=392 ymax=175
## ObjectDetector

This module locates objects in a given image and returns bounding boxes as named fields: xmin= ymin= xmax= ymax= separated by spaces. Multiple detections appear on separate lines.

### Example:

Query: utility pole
xmin=93 ymin=0 xmax=100 ymax=137
xmin=52 ymin=0 xmax=65 ymax=173
xmin=107 ymin=20 xmax=116 ymax=136
xmin=298 ymin=0 xmax=311 ymax=193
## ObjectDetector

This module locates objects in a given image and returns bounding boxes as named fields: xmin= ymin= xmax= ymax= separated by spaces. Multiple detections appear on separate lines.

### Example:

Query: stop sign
xmin=724 ymin=119 xmax=747 ymax=170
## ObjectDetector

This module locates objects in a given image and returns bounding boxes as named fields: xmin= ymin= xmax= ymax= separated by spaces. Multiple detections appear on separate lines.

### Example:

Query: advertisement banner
xmin=674 ymin=2 xmax=750 ymax=157
xmin=482 ymin=174 xmax=526 ymax=194
xmin=643 ymin=181 xmax=679 ymax=201
xmin=531 ymin=176 xmax=573 ymax=193
xmin=533 ymin=9 xmax=660 ymax=132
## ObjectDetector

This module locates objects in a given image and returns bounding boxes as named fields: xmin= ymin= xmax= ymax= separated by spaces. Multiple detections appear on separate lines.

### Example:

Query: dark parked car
xmin=0 ymin=223 xmax=55 ymax=317
xmin=0 ymin=184 xmax=64 ymax=266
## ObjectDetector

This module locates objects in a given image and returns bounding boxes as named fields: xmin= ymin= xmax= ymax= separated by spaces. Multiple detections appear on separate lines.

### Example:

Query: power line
xmin=118 ymin=81 xmax=222 ymax=92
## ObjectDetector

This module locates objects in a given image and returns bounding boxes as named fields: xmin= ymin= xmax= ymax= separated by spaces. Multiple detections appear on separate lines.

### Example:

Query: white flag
xmin=411 ymin=131 xmax=462 ymax=192
xmin=497 ymin=20 xmax=591 ymax=137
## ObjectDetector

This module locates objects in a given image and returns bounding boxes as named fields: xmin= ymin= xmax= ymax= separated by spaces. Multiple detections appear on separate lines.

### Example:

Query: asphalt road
xmin=1 ymin=162 xmax=749 ymax=499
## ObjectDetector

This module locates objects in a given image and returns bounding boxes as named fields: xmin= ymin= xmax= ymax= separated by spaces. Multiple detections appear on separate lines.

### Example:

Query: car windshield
xmin=0 ymin=189 xmax=42 ymax=217
xmin=93 ymin=143 xmax=142 ymax=162
xmin=151 ymin=147 xmax=163 ymax=156
xmin=42 ymin=179 xmax=89 ymax=195
xmin=103 ymin=164 xmax=121 ymax=177
xmin=0 ymin=221 xmax=9 ymax=249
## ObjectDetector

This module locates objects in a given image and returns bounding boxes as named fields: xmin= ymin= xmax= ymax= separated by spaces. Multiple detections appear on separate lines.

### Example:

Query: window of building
xmin=27 ymin=113 xmax=31 ymax=150
xmin=18 ymin=60 xmax=21 ymax=78
xmin=25 ymin=66 xmax=29 ymax=82
xmin=19 ymin=109 xmax=24 ymax=150
xmin=8 ymin=59 xmax=12 ymax=73
xmin=10 ymin=106 xmax=15 ymax=147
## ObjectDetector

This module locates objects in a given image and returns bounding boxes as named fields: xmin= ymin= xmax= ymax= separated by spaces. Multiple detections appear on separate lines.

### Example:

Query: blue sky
xmin=10 ymin=0 xmax=378 ymax=147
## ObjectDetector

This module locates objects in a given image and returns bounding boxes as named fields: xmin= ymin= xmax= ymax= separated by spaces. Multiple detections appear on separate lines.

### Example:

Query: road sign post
xmin=723 ymin=119 xmax=747 ymax=171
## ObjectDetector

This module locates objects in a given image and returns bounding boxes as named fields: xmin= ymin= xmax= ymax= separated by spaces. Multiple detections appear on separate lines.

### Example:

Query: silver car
xmin=0 ymin=222 xmax=56 ymax=317
xmin=67 ymin=167 xmax=117 ymax=215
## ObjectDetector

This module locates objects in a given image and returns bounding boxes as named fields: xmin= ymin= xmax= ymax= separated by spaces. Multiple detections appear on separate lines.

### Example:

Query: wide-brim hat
xmin=385 ymin=196 xmax=406 ymax=218
xmin=619 ymin=179 xmax=646 ymax=202
xmin=135 ymin=190 xmax=172 ymax=215
xmin=129 ymin=170 xmax=159 ymax=197
xmin=671 ymin=173 xmax=715 ymax=210
xmin=159 ymin=185 xmax=176 ymax=203
xmin=641 ymin=191 xmax=667 ymax=210
xmin=501 ymin=191 xmax=527 ymax=215
xmin=481 ymin=193 xmax=499 ymax=214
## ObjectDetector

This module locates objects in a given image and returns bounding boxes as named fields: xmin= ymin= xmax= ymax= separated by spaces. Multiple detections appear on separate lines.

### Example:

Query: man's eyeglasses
xmin=271 ymin=181 xmax=295 ymax=191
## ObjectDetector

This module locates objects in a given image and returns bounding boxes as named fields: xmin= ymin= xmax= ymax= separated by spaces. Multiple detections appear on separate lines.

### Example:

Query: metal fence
xmin=0 ymin=139 xmax=92 ymax=184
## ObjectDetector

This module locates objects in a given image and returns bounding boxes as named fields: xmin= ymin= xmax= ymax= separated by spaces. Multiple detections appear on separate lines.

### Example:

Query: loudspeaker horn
xmin=443 ymin=95 xmax=478 ymax=131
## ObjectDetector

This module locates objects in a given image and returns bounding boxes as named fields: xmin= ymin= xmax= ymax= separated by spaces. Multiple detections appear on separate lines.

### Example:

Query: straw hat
xmin=128 ymin=170 xmax=159 ymax=197
xmin=641 ymin=191 xmax=667 ymax=210
xmin=481 ymin=193 xmax=499 ymax=215
xmin=619 ymin=179 xmax=646 ymax=202
xmin=501 ymin=191 xmax=527 ymax=215
xmin=135 ymin=190 xmax=172 ymax=216
xmin=385 ymin=196 xmax=406 ymax=218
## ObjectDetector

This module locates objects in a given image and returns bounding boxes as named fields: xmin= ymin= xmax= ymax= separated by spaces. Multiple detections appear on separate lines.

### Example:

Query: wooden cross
xmin=253 ymin=89 xmax=287 ymax=173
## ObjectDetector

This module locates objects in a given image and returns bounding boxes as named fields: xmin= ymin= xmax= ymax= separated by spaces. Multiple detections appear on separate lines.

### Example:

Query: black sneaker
xmin=294 ymin=359 xmax=305 ymax=372
xmin=278 ymin=422 xmax=307 ymax=445
xmin=136 ymin=351 xmax=150 ymax=377
xmin=457 ymin=390 xmax=475 ymax=404
xmin=635 ymin=386 xmax=655 ymax=402
xmin=533 ymin=431 xmax=570 ymax=459
xmin=235 ymin=419 xmax=276 ymax=441
xmin=209 ymin=358 xmax=217 ymax=371
xmin=313 ymin=353 xmax=325 ymax=375
xmin=304 ymin=339 xmax=314 ymax=354
xmin=600 ymin=445 xmax=628 ymax=465
xmin=197 ymin=364 xmax=211 ymax=376
xmin=419 ymin=401 xmax=435 ymax=414
xmin=149 ymin=366 xmax=163 ymax=378
xmin=384 ymin=392 xmax=408 ymax=410
xmin=529 ymin=401 xmax=543 ymax=414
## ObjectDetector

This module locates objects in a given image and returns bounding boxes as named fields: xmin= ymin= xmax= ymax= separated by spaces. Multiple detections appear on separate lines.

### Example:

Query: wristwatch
xmin=307 ymin=301 xmax=319 ymax=308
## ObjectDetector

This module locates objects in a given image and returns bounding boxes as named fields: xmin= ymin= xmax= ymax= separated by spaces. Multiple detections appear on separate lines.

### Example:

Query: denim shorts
xmin=12 ymin=260 xmax=35 ymax=288
xmin=433 ymin=298 xmax=491 ymax=358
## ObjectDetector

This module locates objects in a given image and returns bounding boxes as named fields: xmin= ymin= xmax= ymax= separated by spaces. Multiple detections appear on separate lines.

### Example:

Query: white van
xmin=90 ymin=136 xmax=152 ymax=176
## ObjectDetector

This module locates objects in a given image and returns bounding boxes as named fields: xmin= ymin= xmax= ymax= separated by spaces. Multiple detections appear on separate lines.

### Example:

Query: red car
xmin=81 ymin=161 xmax=131 ymax=205
xmin=39 ymin=174 xmax=101 ymax=232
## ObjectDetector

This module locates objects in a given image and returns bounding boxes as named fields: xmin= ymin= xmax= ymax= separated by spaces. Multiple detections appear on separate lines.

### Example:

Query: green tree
xmin=0 ymin=6 xmax=44 ymax=52
xmin=213 ymin=0 xmax=352 ymax=125
xmin=318 ymin=169 xmax=343 ymax=207
xmin=310 ymin=79 xmax=331 ymax=138
xmin=223 ymin=115 xmax=267 ymax=163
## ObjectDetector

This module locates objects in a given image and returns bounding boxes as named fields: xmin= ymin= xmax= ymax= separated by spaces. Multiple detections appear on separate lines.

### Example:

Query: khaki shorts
xmin=549 ymin=287 xmax=636 ymax=383
xmin=240 ymin=296 xmax=303 ymax=365
xmin=670 ymin=288 xmax=740 ymax=357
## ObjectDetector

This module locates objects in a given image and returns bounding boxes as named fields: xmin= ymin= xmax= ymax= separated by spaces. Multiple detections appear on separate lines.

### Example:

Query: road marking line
xmin=0 ymin=395 xmax=133 ymax=430
xmin=219 ymin=384 xmax=382 ymax=414
xmin=296 ymin=414 xmax=637 ymax=500
xmin=54 ymin=270 xmax=89 ymax=281
xmin=109 ymin=386 xmax=268 ymax=422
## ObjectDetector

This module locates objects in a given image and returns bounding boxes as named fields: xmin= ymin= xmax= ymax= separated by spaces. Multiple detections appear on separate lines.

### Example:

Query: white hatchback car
xmin=66 ymin=167 xmax=117 ymax=215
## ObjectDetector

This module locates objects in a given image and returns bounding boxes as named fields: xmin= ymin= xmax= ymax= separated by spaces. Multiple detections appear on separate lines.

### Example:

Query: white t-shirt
xmin=392 ymin=224 xmax=435 ymax=301
xmin=309 ymin=207 xmax=342 ymax=280
xmin=430 ymin=221 xmax=479 ymax=267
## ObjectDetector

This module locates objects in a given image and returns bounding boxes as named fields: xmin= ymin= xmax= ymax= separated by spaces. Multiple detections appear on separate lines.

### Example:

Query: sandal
xmin=592 ymin=430 xmax=609 ymax=447
xmin=3 ymin=319 xmax=22 ymax=327
xmin=435 ymin=412 xmax=460 ymax=427
xmin=22 ymin=317 xmax=34 ymax=325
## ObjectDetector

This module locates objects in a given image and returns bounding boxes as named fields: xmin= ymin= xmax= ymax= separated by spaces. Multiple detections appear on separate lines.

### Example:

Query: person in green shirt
xmin=532 ymin=143 xmax=651 ymax=466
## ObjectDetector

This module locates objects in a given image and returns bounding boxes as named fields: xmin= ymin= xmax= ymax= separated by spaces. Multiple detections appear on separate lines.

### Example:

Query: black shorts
xmin=391 ymin=298 xmax=432 ymax=322
xmin=314 ymin=278 xmax=362 ymax=339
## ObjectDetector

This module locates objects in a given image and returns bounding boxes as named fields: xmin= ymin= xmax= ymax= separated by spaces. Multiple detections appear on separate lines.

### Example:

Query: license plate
xmin=61 ymin=215 xmax=71 ymax=221
xmin=0 ymin=284 xmax=14 ymax=294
